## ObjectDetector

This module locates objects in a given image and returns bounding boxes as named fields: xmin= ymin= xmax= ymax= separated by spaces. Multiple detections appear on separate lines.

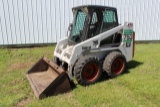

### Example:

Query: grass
xmin=0 ymin=44 xmax=160 ymax=107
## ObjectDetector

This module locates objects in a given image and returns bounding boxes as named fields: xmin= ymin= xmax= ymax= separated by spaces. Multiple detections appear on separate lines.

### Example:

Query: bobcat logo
xmin=93 ymin=40 xmax=98 ymax=47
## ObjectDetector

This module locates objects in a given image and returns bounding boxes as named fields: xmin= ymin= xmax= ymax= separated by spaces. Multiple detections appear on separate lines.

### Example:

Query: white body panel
xmin=54 ymin=22 xmax=134 ymax=79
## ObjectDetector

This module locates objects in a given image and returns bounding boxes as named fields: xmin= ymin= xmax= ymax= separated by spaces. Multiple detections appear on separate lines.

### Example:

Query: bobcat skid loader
xmin=26 ymin=5 xmax=135 ymax=99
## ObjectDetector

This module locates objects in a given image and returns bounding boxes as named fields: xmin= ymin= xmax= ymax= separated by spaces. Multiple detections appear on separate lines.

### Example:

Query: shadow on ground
xmin=100 ymin=60 xmax=143 ymax=82
xmin=125 ymin=60 xmax=143 ymax=74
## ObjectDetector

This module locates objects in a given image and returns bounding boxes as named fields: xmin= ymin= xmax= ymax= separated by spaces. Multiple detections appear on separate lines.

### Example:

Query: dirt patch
xmin=66 ymin=92 xmax=73 ymax=99
xmin=15 ymin=97 xmax=32 ymax=107
xmin=7 ymin=62 xmax=34 ymax=72
xmin=65 ymin=92 xmax=82 ymax=106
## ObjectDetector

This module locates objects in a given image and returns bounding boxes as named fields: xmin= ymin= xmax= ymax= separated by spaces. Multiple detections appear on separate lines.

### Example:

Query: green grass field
xmin=0 ymin=44 xmax=160 ymax=107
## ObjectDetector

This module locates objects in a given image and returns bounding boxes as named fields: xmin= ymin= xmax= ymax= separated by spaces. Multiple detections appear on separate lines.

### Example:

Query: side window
xmin=91 ymin=12 xmax=98 ymax=25
xmin=101 ymin=10 xmax=116 ymax=32
xmin=72 ymin=10 xmax=87 ymax=36
xmin=88 ymin=12 xmax=98 ymax=38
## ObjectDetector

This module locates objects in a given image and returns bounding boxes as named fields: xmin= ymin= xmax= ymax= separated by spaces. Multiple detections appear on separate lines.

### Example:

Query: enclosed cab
xmin=54 ymin=5 xmax=135 ymax=85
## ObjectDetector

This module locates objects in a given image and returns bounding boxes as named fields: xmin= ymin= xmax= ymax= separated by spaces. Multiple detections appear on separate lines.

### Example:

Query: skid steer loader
xmin=26 ymin=5 xmax=135 ymax=99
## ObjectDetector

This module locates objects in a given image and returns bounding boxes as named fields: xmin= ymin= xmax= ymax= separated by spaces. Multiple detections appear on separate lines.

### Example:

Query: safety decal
xmin=123 ymin=29 xmax=133 ymax=35
xmin=123 ymin=29 xmax=133 ymax=47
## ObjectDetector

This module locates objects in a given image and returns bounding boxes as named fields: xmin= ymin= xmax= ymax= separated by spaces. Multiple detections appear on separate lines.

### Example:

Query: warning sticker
xmin=123 ymin=29 xmax=133 ymax=47
xmin=123 ymin=29 xmax=133 ymax=35
xmin=123 ymin=34 xmax=132 ymax=43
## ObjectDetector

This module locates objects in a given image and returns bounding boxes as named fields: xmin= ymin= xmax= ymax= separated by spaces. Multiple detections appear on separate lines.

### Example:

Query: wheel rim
xmin=111 ymin=57 xmax=124 ymax=75
xmin=82 ymin=62 xmax=99 ymax=82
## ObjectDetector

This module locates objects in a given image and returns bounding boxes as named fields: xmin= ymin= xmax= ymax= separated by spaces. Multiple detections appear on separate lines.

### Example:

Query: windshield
xmin=69 ymin=10 xmax=87 ymax=43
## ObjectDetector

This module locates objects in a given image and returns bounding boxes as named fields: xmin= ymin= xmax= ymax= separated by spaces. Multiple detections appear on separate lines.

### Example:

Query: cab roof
xmin=72 ymin=5 xmax=117 ymax=10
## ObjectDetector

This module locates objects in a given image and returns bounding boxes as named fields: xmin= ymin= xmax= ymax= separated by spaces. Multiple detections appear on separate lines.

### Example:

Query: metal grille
xmin=71 ymin=10 xmax=87 ymax=36
xmin=103 ymin=10 xmax=116 ymax=22
xmin=101 ymin=10 xmax=116 ymax=32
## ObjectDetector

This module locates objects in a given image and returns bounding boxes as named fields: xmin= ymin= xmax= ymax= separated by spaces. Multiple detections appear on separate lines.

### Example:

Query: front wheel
xmin=74 ymin=56 xmax=102 ymax=86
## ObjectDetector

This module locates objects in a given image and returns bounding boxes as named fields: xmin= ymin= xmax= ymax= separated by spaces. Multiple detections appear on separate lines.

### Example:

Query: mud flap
xmin=26 ymin=57 xmax=71 ymax=99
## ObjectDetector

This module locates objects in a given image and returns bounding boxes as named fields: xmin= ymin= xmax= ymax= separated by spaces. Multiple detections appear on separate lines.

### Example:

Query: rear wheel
xmin=74 ymin=56 xmax=102 ymax=86
xmin=103 ymin=51 xmax=126 ymax=77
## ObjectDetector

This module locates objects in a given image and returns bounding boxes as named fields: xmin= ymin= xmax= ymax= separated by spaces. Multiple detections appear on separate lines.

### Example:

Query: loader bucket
xmin=26 ymin=57 xmax=71 ymax=99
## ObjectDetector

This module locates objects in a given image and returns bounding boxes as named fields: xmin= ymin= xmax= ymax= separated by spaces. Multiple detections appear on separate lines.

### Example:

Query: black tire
xmin=103 ymin=51 xmax=126 ymax=77
xmin=74 ymin=55 xmax=102 ymax=86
